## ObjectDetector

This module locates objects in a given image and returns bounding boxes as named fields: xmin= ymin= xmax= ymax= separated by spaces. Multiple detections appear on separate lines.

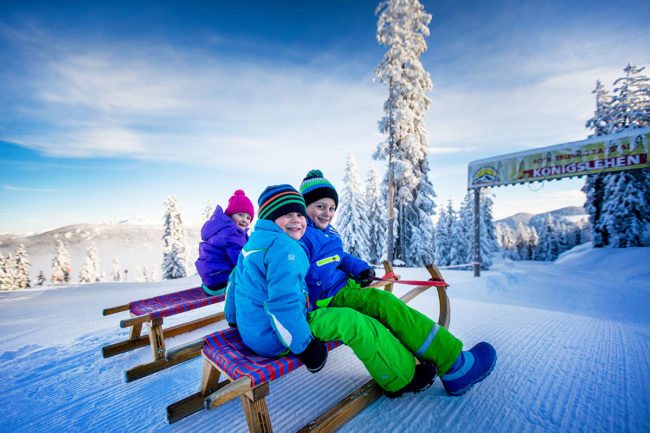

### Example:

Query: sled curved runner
xmin=166 ymin=262 xmax=451 ymax=432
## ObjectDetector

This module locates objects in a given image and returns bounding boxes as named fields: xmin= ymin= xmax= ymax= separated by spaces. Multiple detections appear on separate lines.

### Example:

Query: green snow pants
xmin=307 ymin=282 xmax=463 ymax=392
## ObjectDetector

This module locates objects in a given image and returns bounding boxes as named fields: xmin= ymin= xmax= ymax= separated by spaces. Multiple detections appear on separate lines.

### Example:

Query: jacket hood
xmin=201 ymin=205 xmax=244 ymax=240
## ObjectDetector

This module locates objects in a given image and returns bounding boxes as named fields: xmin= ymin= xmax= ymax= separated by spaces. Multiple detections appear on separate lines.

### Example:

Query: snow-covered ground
xmin=0 ymin=244 xmax=648 ymax=432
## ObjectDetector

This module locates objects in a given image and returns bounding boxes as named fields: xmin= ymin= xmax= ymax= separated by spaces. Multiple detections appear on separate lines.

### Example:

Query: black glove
xmin=354 ymin=268 xmax=376 ymax=287
xmin=297 ymin=338 xmax=328 ymax=373
xmin=228 ymin=322 xmax=238 ymax=329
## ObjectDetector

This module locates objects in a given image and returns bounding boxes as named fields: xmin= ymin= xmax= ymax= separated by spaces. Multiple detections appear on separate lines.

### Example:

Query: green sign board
xmin=467 ymin=128 xmax=650 ymax=189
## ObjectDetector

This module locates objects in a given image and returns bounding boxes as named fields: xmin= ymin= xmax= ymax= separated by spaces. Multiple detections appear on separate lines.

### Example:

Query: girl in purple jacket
xmin=195 ymin=190 xmax=254 ymax=296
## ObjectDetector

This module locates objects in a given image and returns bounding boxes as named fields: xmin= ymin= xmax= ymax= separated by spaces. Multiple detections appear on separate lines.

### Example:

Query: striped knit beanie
xmin=257 ymin=184 xmax=307 ymax=221
xmin=299 ymin=169 xmax=338 ymax=207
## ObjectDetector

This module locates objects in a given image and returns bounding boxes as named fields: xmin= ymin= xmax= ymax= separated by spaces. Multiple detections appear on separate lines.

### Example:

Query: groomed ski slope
xmin=0 ymin=244 xmax=648 ymax=432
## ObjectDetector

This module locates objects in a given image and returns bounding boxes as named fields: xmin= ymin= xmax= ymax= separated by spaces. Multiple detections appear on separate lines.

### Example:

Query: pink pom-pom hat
xmin=225 ymin=189 xmax=255 ymax=219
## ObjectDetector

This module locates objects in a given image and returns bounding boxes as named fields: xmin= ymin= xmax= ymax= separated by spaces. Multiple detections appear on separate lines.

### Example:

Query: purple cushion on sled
xmin=129 ymin=287 xmax=225 ymax=319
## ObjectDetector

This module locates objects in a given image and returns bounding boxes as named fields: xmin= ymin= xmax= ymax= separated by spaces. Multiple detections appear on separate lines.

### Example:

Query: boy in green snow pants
xmin=298 ymin=170 xmax=497 ymax=397
xmin=308 ymin=281 xmax=462 ymax=393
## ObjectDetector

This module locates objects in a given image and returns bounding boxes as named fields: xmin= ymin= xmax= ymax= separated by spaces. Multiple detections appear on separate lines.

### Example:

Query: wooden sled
xmin=166 ymin=262 xmax=451 ymax=432
xmin=101 ymin=287 xmax=226 ymax=382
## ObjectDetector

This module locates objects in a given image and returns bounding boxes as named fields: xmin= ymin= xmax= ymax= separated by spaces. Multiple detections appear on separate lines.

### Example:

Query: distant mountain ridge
xmin=0 ymin=222 xmax=201 ymax=283
xmin=496 ymin=206 xmax=588 ymax=229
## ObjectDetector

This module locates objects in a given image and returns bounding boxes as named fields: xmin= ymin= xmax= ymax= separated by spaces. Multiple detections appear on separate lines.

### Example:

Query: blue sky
xmin=1 ymin=0 xmax=649 ymax=233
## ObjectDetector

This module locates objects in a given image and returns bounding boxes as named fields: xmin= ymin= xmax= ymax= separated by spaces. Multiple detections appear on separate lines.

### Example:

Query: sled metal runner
xmin=101 ymin=287 xmax=226 ymax=381
xmin=166 ymin=262 xmax=451 ymax=432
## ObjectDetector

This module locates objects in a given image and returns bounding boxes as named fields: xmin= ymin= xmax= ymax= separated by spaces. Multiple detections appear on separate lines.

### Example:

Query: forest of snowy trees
xmin=496 ymin=213 xmax=591 ymax=262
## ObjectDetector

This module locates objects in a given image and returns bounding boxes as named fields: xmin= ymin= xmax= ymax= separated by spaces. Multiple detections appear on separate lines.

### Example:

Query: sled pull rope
xmin=374 ymin=272 xmax=449 ymax=288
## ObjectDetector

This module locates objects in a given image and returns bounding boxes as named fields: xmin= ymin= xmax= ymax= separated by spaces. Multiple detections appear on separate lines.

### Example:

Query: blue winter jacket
xmin=195 ymin=206 xmax=248 ymax=291
xmin=224 ymin=219 xmax=312 ymax=357
xmin=299 ymin=219 xmax=371 ymax=307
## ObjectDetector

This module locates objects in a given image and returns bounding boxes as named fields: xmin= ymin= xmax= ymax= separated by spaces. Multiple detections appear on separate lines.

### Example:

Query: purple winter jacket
xmin=195 ymin=205 xmax=249 ymax=290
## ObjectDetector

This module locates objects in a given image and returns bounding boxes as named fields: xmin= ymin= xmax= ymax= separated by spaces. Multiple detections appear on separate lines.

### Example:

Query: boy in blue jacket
xmin=297 ymin=170 xmax=497 ymax=397
xmin=224 ymin=185 xmax=324 ymax=367
xmin=225 ymin=185 xmax=441 ymax=388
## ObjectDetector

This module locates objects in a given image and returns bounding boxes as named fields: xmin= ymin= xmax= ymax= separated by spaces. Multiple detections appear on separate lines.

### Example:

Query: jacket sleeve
xmin=298 ymin=233 xmax=314 ymax=262
xmin=339 ymin=252 xmax=371 ymax=276
xmin=224 ymin=230 xmax=247 ymax=267
xmin=224 ymin=268 xmax=237 ymax=325
xmin=264 ymin=240 xmax=313 ymax=354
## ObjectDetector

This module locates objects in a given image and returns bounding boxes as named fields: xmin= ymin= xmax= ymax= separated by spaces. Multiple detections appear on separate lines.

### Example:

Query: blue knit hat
xmin=258 ymin=184 xmax=307 ymax=221
xmin=299 ymin=169 xmax=338 ymax=207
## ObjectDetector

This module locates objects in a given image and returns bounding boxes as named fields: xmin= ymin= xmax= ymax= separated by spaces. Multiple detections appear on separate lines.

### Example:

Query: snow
xmin=0 ymin=245 xmax=649 ymax=432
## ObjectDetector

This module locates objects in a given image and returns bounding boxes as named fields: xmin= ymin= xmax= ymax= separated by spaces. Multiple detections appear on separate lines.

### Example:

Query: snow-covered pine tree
xmin=161 ymin=195 xmax=189 ymax=279
xmin=610 ymin=65 xmax=650 ymax=131
xmin=365 ymin=167 xmax=387 ymax=264
xmin=404 ymin=163 xmax=436 ymax=266
xmin=448 ymin=204 xmax=467 ymax=266
xmin=0 ymin=253 xmax=13 ymax=290
xmin=495 ymin=224 xmax=515 ymax=259
xmin=0 ymin=253 xmax=4 ymax=290
xmin=141 ymin=264 xmax=150 ymax=282
xmin=79 ymin=242 xmax=102 ymax=283
xmin=51 ymin=240 xmax=71 ymax=283
xmin=337 ymin=154 xmax=371 ymax=261
xmin=433 ymin=201 xmax=451 ymax=266
xmin=601 ymin=170 xmax=646 ymax=247
xmin=374 ymin=0 xmax=435 ymax=263
xmin=527 ymin=225 xmax=540 ymax=260
xmin=537 ymin=216 xmax=559 ymax=261
xmin=14 ymin=244 xmax=31 ymax=289
xmin=479 ymin=190 xmax=498 ymax=270
xmin=513 ymin=223 xmax=528 ymax=261
xmin=599 ymin=64 xmax=650 ymax=246
xmin=36 ymin=271 xmax=46 ymax=286
xmin=586 ymin=80 xmax=614 ymax=136
xmin=111 ymin=257 xmax=121 ymax=281
xmin=583 ymin=80 xmax=614 ymax=247
xmin=202 ymin=199 xmax=214 ymax=222
xmin=582 ymin=173 xmax=608 ymax=247
xmin=455 ymin=192 xmax=474 ymax=268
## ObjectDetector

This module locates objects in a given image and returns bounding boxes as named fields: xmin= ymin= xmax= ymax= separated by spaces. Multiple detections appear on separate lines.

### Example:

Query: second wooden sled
xmin=101 ymin=287 xmax=226 ymax=381
xmin=166 ymin=262 xmax=451 ymax=432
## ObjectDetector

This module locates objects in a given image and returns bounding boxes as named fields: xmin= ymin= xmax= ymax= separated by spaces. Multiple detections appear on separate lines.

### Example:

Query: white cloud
xmin=4 ymin=34 xmax=386 ymax=178
xmin=3 ymin=184 xmax=66 ymax=193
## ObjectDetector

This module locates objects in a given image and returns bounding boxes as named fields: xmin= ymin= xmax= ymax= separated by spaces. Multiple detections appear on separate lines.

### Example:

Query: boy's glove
xmin=297 ymin=338 xmax=328 ymax=373
xmin=354 ymin=268 xmax=376 ymax=287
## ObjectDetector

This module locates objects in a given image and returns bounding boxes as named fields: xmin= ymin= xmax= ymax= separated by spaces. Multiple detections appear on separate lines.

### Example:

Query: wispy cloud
xmin=2 ymin=29 xmax=385 ymax=177
xmin=3 ymin=184 xmax=66 ymax=192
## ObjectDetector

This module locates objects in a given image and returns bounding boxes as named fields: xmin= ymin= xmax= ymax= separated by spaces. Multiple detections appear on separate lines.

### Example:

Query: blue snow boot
xmin=441 ymin=342 xmax=496 ymax=396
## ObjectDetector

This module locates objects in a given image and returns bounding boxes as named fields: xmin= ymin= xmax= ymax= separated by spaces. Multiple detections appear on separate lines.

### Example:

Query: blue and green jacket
xmin=299 ymin=219 xmax=371 ymax=308
xmin=224 ymin=219 xmax=312 ymax=357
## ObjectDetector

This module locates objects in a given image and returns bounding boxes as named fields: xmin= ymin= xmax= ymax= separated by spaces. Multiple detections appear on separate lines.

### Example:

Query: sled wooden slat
xmin=165 ymin=261 xmax=451 ymax=433
xmin=120 ymin=314 xmax=152 ymax=328
xmin=166 ymin=378 xmax=231 ymax=424
xmin=103 ymin=304 xmax=130 ymax=316
xmin=102 ymin=312 xmax=225 ymax=359
xmin=165 ymin=337 xmax=205 ymax=362
xmin=205 ymin=376 xmax=252 ymax=409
